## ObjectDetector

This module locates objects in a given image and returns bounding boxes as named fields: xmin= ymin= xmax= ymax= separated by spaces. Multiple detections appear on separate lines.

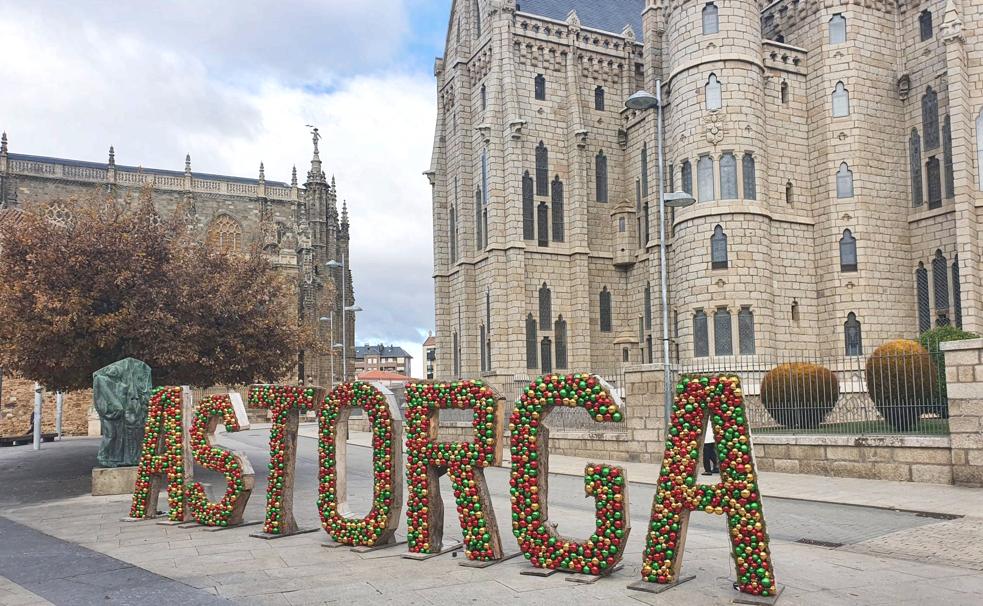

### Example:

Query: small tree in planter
xmin=866 ymin=340 xmax=937 ymax=431
xmin=760 ymin=363 xmax=839 ymax=430
xmin=919 ymin=326 xmax=979 ymax=419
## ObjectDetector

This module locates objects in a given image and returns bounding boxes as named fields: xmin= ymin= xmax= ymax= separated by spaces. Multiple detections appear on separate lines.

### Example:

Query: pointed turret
xmin=259 ymin=162 xmax=266 ymax=183
xmin=341 ymin=199 xmax=349 ymax=227
xmin=1 ymin=132 xmax=8 ymax=156
xmin=184 ymin=153 xmax=191 ymax=175
xmin=108 ymin=145 xmax=116 ymax=167
xmin=306 ymin=126 xmax=326 ymax=184
xmin=291 ymin=165 xmax=298 ymax=187
xmin=942 ymin=0 xmax=964 ymax=43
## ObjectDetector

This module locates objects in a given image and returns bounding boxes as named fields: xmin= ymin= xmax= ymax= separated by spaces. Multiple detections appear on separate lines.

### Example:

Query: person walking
xmin=702 ymin=422 xmax=719 ymax=476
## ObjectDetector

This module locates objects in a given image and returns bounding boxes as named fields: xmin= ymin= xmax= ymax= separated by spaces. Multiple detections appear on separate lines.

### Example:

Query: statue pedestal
xmin=92 ymin=466 xmax=137 ymax=496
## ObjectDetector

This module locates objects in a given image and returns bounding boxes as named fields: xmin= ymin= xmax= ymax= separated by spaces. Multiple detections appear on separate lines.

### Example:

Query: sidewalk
xmin=295 ymin=425 xmax=983 ymax=518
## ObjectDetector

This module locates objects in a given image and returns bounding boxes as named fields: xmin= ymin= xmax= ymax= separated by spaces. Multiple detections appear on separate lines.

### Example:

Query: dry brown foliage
xmin=0 ymin=190 xmax=314 ymax=390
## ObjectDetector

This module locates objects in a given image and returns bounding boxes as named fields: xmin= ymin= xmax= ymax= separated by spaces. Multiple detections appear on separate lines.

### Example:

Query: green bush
xmin=918 ymin=326 xmax=979 ymax=418
xmin=760 ymin=363 xmax=839 ymax=429
xmin=866 ymin=340 xmax=937 ymax=431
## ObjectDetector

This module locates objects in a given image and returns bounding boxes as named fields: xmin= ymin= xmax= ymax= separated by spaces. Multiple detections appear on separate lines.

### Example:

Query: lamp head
xmin=625 ymin=90 xmax=659 ymax=111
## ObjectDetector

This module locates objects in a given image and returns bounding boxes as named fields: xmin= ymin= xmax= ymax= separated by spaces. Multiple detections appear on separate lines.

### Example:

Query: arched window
xmin=206 ymin=214 xmax=243 ymax=253
xmin=738 ymin=307 xmax=756 ymax=355
xmin=943 ymin=115 xmax=954 ymax=199
xmin=694 ymin=310 xmax=709 ymax=358
xmin=791 ymin=300 xmax=800 ymax=322
xmin=551 ymin=176 xmax=565 ymax=242
xmin=534 ymin=74 xmax=546 ymax=100
xmin=522 ymin=171 xmax=534 ymax=240
xmin=540 ymin=337 xmax=553 ymax=373
xmin=836 ymin=163 xmax=854 ymax=198
xmin=933 ymin=250 xmax=950 ymax=326
xmin=829 ymin=14 xmax=846 ymax=44
xmin=919 ymin=10 xmax=933 ymax=42
xmin=535 ymin=141 xmax=549 ymax=195
xmin=481 ymin=149 xmax=489 ymax=204
xmin=927 ymin=156 xmax=942 ymax=209
xmin=720 ymin=152 xmax=738 ymax=199
xmin=618 ymin=217 xmax=626 ymax=232
xmin=644 ymin=282 xmax=653 ymax=330
xmin=910 ymin=129 xmax=923 ymax=207
xmin=646 ymin=335 xmax=654 ymax=363
xmin=743 ymin=153 xmax=757 ymax=200
xmin=844 ymin=313 xmax=863 ymax=356
xmin=711 ymin=225 xmax=728 ymax=269
xmin=480 ymin=84 xmax=487 ymax=111
xmin=714 ymin=308 xmax=733 ymax=356
xmin=474 ymin=0 xmax=481 ymax=37
xmin=780 ymin=81 xmax=789 ymax=104
xmin=681 ymin=159 xmax=693 ymax=195
xmin=702 ymin=2 xmax=719 ymax=35
xmin=554 ymin=316 xmax=568 ymax=369
xmin=636 ymin=179 xmax=643 ymax=248
xmin=785 ymin=180 xmax=794 ymax=205
xmin=698 ymin=155 xmax=715 ymax=202
xmin=449 ymin=206 xmax=458 ymax=263
xmin=535 ymin=202 xmax=548 ymax=247
xmin=917 ymin=262 xmax=931 ymax=333
xmin=643 ymin=202 xmax=650 ymax=244
xmin=599 ymin=287 xmax=612 ymax=332
xmin=538 ymin=283 xmax=552 ymax=329
xmin=706 ymin=74 xmax=722 ymax=111
xmin=923 ymin=87 xmax=939 ymax=150
xmin=832 ymin=82 xmax=850 ymax=117
xmin=596 ymin=151 xmax=609 ymax=203
xmin=953 ymin=255 xmax=963 ymax=328
xmin=525 ymin=314 xmax=538 ymax=369
xmin=839 ymin=229 xmax=858 ymax=272
xmin=474 ymin=188 xmax=484 ymax=250
xmin=595 ymin=86 xmax=605 ymax=111
xmin=641 ymin=143 xmax=649 ymax=196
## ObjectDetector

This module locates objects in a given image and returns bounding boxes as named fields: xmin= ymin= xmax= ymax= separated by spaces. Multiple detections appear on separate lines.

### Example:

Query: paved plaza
xmin=2 ymin=428 xmax=983 ymax=605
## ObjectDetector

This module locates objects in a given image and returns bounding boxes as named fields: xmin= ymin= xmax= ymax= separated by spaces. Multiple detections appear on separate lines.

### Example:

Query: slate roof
xmin=355 ymin=344 xmax=414 ymax=360
xmin=7 ymin=153 xmax=289 ymax=187
xmin=515 ymin=0 xmax=644 ymax=38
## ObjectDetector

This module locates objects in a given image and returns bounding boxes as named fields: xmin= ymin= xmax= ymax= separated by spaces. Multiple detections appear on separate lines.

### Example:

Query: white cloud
xmin=0 ymin=1 xmax=438 ymax=377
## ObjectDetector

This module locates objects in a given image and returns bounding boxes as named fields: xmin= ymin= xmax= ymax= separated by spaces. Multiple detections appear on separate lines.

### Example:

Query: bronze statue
xmin=92 ymin=358 xmax=152 ymax=468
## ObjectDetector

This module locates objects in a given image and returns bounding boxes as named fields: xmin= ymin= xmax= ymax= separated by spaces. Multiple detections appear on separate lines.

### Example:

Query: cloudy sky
xmin=0 ymin=0 xmax=452 ymax=377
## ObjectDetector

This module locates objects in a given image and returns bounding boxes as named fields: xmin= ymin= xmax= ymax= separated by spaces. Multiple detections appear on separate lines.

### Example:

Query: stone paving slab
xmin=0 ymin=576 xmax=51 ymax=606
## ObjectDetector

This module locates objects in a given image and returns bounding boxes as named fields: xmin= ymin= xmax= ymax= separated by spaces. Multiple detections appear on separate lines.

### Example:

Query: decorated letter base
xmin=565 ymin=564 xmax=623 ymax=584
xmin=458 ymin=551 xmax=522 ymax=569
xmin=351 ymin=537 xmax=407 ymax=554
xmin=400 ymin=542 xmax=464 ymax=560
xmin=732 ymin=585 xmax=784 ymax=605
xmin=250 ymin=527 xmax=320 ymax=540
xmin=627 ymin=575 xmax=695 ymax=594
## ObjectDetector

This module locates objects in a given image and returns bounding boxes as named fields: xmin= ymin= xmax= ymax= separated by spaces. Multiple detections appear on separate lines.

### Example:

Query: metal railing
xmin=672 ymin=352 xmax=950 ymax=436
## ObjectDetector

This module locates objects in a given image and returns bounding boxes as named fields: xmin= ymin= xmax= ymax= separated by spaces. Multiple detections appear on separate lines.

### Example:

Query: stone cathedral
xmin=429 ymin=0 xmax=983 ymax=387
xmin=0 ymin=130 xmax=355 ymax=388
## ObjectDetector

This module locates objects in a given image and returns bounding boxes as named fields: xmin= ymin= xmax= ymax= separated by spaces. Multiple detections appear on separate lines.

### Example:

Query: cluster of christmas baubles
xmin=509 ymin=374 xmax=627 ymax=574
xmin=317 ymin=382 xmax=397 ymax=546
xmin=404 ymin=381 xmax=500 ymax=560
xmin=643 ymin=376 xmax=775 ymax=596
xmin=186 ymin=395 xmax=246 ymax=527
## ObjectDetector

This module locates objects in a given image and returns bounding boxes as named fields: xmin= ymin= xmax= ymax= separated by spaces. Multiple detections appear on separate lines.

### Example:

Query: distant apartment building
xmin=354 ymin=344 xmax=413 ymax=376
xmin=423 ymin=332 xmax=437 ymax=380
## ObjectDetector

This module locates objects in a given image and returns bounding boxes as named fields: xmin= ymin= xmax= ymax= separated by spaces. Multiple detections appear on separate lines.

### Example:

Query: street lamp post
xmin=627 ymin=83 xmax=696 ymax=428
xmin=326 ymin=255 xmax=363 ymax=383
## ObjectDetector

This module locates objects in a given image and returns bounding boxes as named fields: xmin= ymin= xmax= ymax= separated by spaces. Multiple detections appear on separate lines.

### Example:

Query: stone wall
xmin=941 ymin=338 xmax=983 ymax=486
xmin=0 ymin=374 xmax=92 ymax=437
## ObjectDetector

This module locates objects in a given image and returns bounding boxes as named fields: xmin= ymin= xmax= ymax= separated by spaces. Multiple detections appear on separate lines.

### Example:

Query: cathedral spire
xmin=341 ymin=199 xmax=349 ymax=226
xmin=291 ymin=165 xmax=298 ymax=187
xmin=108 ymin=145 xmax=116 ymax=167
xmin=184 ymin=153 xmax=191 ymax=175
xmin=1 ymin=132 xmax=7 ymax=156
xmin=306 ymin=125 xmax=326 ymax=183
xmin=259 ymin=162 xmax=266 ymax=182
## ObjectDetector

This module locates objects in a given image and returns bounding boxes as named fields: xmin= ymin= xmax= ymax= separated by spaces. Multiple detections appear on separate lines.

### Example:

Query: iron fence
xmin=672 ymin=352 xmax=950 ymax=436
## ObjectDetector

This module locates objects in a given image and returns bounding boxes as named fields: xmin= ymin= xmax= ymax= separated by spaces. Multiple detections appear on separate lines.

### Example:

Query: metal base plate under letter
xmin=626 ymin=575 xmax=696 ymax=594
xmin=250 ymin=527 xmax=320 ymax=540
xmin=401 ymin=542 xmax=464 ymax=560
xmin=459 ymin=551 xmax=522 ymax=568
xmin=732 ymin=586 xmax=783 ymax=605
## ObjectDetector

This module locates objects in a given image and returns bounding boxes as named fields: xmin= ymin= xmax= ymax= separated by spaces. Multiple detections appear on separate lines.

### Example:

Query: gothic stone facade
xmin=429 ymin=0 xmax=983 ymax=385
xmin=0 ymin=134 xmax=356 ymax=389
